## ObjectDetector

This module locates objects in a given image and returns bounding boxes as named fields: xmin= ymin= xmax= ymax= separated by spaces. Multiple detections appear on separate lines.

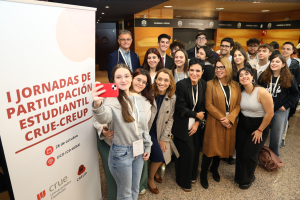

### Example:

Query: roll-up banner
xmin=0 ymin=0 xmax=102 ymax=199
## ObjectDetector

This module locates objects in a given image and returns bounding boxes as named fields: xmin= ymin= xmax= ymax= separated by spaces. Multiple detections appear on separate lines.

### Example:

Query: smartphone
xmin=96 ymin=83 xmax=119 ymax=98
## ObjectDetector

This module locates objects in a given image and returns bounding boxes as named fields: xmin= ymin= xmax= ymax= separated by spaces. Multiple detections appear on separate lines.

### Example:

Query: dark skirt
xmin=149 ymin=130 xmax=165 ymax=162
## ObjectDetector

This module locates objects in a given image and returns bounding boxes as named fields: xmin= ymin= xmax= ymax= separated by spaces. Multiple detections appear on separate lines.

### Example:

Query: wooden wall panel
xmin=134 ymin=27 xmax=173 ymax=64
xmin=263 ymin=10 xmax=300 ymax=22
xmin=134 ymin=9 xmax=173 ymax=19
xmin=215 ymin=29 xmax=261 ymax=51
xmin=219 ymin=12 xmax=263 ymax=22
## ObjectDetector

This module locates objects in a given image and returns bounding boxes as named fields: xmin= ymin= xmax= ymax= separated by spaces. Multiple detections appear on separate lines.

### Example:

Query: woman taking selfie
xmin=94 ymin=68 xmax=153 ymax=199
xmin=92 ymin=63 xmax=152 ymax=200
xmin=258 ymin=54 xmax=299 ymax=156
xmin=200 ymin=57 xmax=241 ymax=189
xmin=235 ymin=67 xmax=274 ymax=189
xmin=172 ymin=49 xmax=189 ymax=84
xmin=142 ymin=48 xmax=164 ymax=83
xmin=172 ymin=58 xmax=206 ymax=192
xmin=147 ymin=68 xmax=179 ymax=194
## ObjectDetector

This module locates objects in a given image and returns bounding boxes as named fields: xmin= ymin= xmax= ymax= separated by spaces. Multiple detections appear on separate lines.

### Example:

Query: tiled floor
xmin=98 ymin=108 xmax=300 ymax=200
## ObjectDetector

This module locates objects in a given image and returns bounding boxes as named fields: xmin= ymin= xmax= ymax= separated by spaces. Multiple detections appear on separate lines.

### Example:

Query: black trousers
xmin=174 ymin=131 xmax=200 ymax=189
xmin=235 ymin=113 xmax=269 ymax=185
xmin=0 ymin=137 xmax=15 ymax=199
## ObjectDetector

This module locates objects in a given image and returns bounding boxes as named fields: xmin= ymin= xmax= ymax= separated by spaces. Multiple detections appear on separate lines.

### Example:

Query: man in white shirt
xmin=254 ymin=44 xmax=272 ymax=78
xmin=157 ymin=34 xmax=174 ymax=70
xmin=246 ymin=38 xmax=260 ymax=68
xmin=220 ymin=37 xmax=234 ymax=62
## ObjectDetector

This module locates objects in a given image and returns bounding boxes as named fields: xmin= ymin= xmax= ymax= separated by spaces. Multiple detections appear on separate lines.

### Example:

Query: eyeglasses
xmin=134 ymin=77 xmax=147 ymax=86
xmin=197 ymin=37 xmax=206 ymax=40
xmin=119 ymin=38 xmax=132 ymax=42
xmin=220 ymin=45 xmax=230 ymax=49
xmin=215 ymin=66 xmax=225 ymax=71
xmin=248 ymin=45 xmax=258 ymax=48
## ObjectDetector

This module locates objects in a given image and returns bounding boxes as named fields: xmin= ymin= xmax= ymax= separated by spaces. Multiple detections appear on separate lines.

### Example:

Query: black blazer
xmin=165 ymin=54 xmax=174 ymax=70
xmin=201 ymin=64 xmax=215 ymax=82
xmin=187 ymin=46 xmax=196 ymax=59
xmin=172 ymin=78 xmax=206 ymax=141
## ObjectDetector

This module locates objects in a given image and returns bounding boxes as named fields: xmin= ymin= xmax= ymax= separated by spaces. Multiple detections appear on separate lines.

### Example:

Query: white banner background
xmin=0 ymin=0 xmax=101 ymax=199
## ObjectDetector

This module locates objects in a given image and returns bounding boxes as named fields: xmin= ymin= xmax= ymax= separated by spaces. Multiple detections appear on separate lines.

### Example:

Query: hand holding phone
xmin=91 ymin=82 xmax=106 ymax=108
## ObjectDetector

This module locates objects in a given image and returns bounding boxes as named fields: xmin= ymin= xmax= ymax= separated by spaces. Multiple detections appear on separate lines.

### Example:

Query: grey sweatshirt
xmin=92 ymin=96 xmax=152 ymax=153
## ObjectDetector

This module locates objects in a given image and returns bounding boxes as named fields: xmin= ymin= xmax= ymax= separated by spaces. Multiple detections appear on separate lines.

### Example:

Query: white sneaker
xmin=139 ymin=189 xmax=146 ymax=195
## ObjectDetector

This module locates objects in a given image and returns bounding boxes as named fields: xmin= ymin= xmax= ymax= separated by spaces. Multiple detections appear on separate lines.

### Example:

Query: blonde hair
xmin=213 ymin=57 xmax=233 ymax=85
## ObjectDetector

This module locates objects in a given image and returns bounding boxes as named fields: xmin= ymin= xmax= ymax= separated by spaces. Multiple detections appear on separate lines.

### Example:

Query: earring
xmin=252 ymin=79 xmax=255 ymax=84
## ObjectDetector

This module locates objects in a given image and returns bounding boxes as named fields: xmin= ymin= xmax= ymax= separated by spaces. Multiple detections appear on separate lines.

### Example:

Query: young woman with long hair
xmin=92 ymin=63 xmax=152 ymax=200
xmin=258 ymin=54 xmax=299 ymax=157
xmin=172 ymin=49 xmax=189 ymax=83
xmin=147 ymin=68 xmax=179 ymax=194
xmin=196 ymin=45 xmax=215 ymax=82
xmin=142 ymin=48 xmax=164 ymax=83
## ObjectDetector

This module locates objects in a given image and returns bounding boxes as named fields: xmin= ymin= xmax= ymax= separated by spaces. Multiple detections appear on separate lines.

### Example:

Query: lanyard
xmin=218 ymin=80 xmax=231 ymax=110
xmin=191 ymin=84 xmax=198 ymax=111
xmin=194 ymin=47 xmax=197 ymax=58
xmin=175 ymin=68 xmax=187 ymax=83
xmin=118 ymin=48 xmax=131 ymax=69
xmin=269 ymin=76 xmax=280 ymax=96
xmin=127 ymin=96 xmax=139 ymax=136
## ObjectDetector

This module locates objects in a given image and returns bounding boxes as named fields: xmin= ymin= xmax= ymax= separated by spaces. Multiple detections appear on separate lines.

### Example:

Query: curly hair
xmin=259 ymin=54 xmax=293 ymax=88
xmin=152 ymin=68 xmax=176 ymax=99
xmin=170 ymin=40 xmax=185 ymax=50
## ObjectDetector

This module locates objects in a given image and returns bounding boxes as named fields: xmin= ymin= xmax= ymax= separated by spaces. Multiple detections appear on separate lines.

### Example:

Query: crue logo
xmin=49 ymin=176 xmax=68 ymax=192
xmin=37 ymin=190 xmax=46 ymax=200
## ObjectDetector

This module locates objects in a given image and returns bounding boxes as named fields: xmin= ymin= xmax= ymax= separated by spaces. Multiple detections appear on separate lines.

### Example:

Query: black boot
xmin=200 ymin=154 xmax=212 ymax=189
xmin=210 ymin=156 xmax=220 ymax=182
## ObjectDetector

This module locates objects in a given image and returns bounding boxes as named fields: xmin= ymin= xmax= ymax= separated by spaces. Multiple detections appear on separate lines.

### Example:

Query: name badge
xmin=188 ymin=118 xmax=196 ymax=130
xmin=226 ymin=112 xmax=229 ymax=116
xmin=133 ymin=139 xmax=144 ymax=157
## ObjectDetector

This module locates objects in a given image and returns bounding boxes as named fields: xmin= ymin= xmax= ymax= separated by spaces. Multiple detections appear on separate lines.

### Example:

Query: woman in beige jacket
xmin=147 ymin=68 xmax=179 ymax=194
xmin=200 ymin=57 xmax=241 ymax=189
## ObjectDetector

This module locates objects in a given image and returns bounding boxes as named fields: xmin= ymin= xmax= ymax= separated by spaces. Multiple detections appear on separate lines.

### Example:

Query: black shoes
xmin=227 ymin=157 xmax=236 ymax=165
xmin=210 ymin=168 xmax=220 ymax=182
xmin=239 ymin=175 xmax=256 ymax=189
xmin=200 ymin=172 xmax=208 ymax=189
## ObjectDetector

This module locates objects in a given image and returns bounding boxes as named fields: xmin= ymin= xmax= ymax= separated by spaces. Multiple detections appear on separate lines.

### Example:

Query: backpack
xmin=258 ymin=146 xmax=285 ymax=172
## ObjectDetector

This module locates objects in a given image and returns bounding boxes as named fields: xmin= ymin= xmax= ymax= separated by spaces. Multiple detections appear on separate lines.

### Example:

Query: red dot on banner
xmin=47 ymin=157 xmax=55 ymax=166
xmin=45 ymin=146 xmax=54 ymax=156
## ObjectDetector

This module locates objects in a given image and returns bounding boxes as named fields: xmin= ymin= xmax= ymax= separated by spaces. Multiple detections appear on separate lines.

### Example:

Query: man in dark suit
xmin=157 ymin=34 xmax=174 ymax=70
xmin=187 ymin=32 xmax=207 ymax=59
xmin=106 ymin=30 xmax=140 ymax=81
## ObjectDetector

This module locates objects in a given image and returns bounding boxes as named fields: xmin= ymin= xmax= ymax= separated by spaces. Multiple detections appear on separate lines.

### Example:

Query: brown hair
xmin=213 ymin=57 xmax=233 ymax=85
xmin=206 ymin=39 xmax=215 ymax=49
xmin=130 ymin=68 xmax=154 ymax=105
xmin=152 ymin=68 xmax=176 ymax=99
xmin=232 ymin=48 xmax=249 ymax=77
xmin=142 ymin=48 xmax=163 ymax=72
xmin=259 ymin=54 xmax=293 ymax=88
xmin=172 ymin=49 xmax=189 ymax=77
xmin=258 ymin=43 xmax=272 ymax=52
xmin=110 ymin=63 xmax=135 ymax=123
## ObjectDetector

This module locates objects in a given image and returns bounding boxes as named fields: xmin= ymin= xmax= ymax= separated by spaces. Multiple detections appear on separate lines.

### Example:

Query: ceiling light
xmin=105 ymin=6 xmax=109 ymax=8
xmin=253 ymin=1 xmax=260 ymax=3
xmin=216 ymin=8 xmax=224 ymax=10
xmin=101 ymin=13 xmax=105 ymax=14
xmin=262 ymin=10 xmax=269 ymax=12
xmin=164 ymin=6 xmax=172 ymax=8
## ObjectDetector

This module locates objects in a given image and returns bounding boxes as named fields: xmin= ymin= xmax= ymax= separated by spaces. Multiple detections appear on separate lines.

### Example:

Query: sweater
xmin=92 ymin=96 xmax=152 ymax=153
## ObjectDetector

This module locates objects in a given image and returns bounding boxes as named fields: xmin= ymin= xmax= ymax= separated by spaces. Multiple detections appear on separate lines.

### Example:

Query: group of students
xmin=92 ymin=30 xmax=300 ymax=200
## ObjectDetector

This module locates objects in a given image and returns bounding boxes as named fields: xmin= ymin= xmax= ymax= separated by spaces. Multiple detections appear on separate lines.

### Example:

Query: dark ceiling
xmin=49 ymin=0 xmax=168 ymax=22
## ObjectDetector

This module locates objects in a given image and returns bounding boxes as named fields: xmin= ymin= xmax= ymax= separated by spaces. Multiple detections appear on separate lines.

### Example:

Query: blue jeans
xmin=269 ymin=109 xmax=289 ymax=157
xmin=108 ymin=143 xmax=144 ymax=200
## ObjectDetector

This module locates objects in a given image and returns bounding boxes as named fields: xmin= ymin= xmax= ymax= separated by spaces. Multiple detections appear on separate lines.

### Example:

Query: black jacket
xmin=289 ymin=58 xmax=300 ymax=90
xmin=258 ymin=75 xmax=299 ymax=112
xmin=172 ymin=78 xmax=206 ymax=141
xmin=201 ymin=63 xmax=215 ymax=82
xmin=187 ymin=46 xmax=197 ymax=59
xmin=165 ymin=54 xmax=174 ymax=70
